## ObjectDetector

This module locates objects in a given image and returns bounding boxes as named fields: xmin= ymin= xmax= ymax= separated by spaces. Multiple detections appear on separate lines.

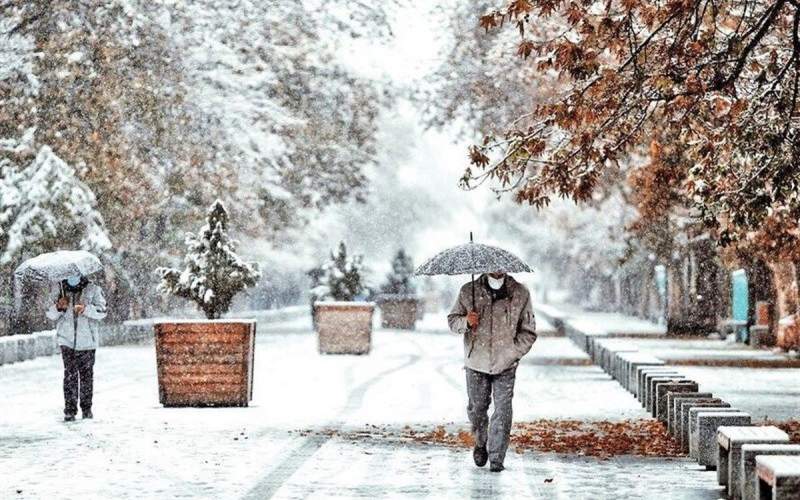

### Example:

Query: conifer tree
xmin=381 ymin=249 xmax=416 ymax=296
xmin=157 ymin=200 xmax=260 ymax=319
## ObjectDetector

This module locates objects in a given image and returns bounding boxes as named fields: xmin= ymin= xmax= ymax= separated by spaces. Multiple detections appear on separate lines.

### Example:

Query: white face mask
xmin=487 ymin=275 xmax=505 ymax=290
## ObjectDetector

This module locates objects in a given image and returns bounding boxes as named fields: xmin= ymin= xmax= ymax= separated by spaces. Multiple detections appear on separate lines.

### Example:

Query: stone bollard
xmin=688 ymin=407 xmax=742 ymax=458
xmin=33 ymin=331 xmax=57 ymax=357
xmin=646 ymin=375 xmax=685 ymax=413
xmin=740 ymin=443 xmax=800 ymax=500
xmin=624 ymin=357 xmax=664 ymax=393
xmin=637 ymin=368 xmax=679 ymax=404
xmin=679 ymin=401 xmax=730 ymax=452
xmin=17 ymin=335 xmax=36 ymax=361
xmin=691 ymin=411 xmax=751 ymax=468
xmin=0 ymin=335 xmax=19 ymax=365
xmin=716 ymin=426 xmax=789 ymax=499
xmin=667 ymin=393 xmax=712 ymax=435
xmin=654 ymin=381 xmax=699 ymax=421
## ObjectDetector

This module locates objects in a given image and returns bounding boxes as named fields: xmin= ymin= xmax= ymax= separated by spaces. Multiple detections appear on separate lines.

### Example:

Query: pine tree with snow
xmin=381 ymin=249 xmax=416 ymax=296
xmin=312 ymin=242 xmax=367 ymax=302
xmin=157 ymin=200 xmax=261 ymax=319
xmin=0 ymin=145 xmax=111 ymax=265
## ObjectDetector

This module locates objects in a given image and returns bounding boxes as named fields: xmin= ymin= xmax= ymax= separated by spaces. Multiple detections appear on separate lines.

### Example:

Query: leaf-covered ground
xmin=295 ymin=419 xmax=685 ymax=458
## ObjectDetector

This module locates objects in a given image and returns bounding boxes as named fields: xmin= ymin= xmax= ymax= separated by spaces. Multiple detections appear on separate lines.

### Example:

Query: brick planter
xmin=377 ymin=295 xmax=418 ymax=330
xmin=315 ymin=302 xmax=374 ymax=354
xmin=154 ymin=320 xmax=256 ymax=407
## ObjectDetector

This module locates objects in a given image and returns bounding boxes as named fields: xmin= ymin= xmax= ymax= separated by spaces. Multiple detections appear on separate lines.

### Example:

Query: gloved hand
xmin=56 ymin=297 xmax=69 ymax=312
xmin=467 ymin=311 xmax=480 ymax=328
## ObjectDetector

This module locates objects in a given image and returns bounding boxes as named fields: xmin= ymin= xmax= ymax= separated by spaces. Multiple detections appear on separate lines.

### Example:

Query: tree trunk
xmin=767 ymin=260 xmax=800 ymax=349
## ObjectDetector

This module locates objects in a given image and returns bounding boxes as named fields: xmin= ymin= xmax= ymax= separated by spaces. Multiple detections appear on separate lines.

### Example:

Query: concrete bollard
xmin=691 ymin=412 xmax=751 ymax=468
xmin=679 ymin=400 xmax=730 ymax=452
xmin=654 ymin=381 xmax=699 ymax=421
xmin=0 ymin=336 xmax=19 ymax=365
xmin=646 ymin=375 xmax=686 ymax=413
xmin=637 ymin=368 xmax=679 ymax=403
xmin=740 ymin=444 xmax=800 ymax=500
xmin=624 ymin=357 xmax=664 ymax=393
xmin=16 ymin=335 xmax=36 ymax=361
xmin=667 ymin=393 xmax=713 ymax=435
xmin=33 ymin=331 xmax=57 ymax=357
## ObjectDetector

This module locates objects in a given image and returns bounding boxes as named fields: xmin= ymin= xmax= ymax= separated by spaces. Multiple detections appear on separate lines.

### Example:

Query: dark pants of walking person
xmin=60 ymin=346 xmax=95 ymax=417
xmin=466 ymin=365 xmax=517 ymax=465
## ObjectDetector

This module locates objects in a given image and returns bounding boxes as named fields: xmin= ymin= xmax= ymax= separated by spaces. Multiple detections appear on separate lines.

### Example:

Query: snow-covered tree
xmin=157 ymin=200 xmax=261 ymax=319
xmin=0 ymin=144 xmax=111 ymax=265
xmin=312 ymin=242 xmax=367 ymax=302
xmin=381 ymin=249 xmax=416 ymax=296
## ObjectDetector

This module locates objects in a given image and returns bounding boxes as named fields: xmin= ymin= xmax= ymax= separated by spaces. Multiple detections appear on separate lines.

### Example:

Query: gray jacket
xmin=448 ymin=275 xmax=537 ymax=374
xmin=46 ymin=282 xmax=107 ymax=350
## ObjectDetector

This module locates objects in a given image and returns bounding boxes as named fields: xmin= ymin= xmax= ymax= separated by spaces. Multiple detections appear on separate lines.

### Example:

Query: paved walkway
xmin=0 ymin=314 xmax=727 ymax=499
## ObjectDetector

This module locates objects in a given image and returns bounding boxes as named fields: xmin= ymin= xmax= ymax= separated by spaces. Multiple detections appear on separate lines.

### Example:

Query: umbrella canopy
xmin=13 ymin=250 xmax=103 ymax=310
xmin=414 ymin=242 xmax=532 ymax=276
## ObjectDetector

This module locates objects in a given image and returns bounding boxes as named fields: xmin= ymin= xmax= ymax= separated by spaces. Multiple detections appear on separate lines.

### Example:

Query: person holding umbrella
xmin=15 ymin=250 xmax=107 ymax=422
xmin=46 ymin=273 xmax=107 ymax=421
xmin=417 ymin=235 xmax=536 ymax=472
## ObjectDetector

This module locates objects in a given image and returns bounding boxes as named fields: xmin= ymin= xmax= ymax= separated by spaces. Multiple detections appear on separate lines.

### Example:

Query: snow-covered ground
xmin=0 ymin=317 xmax=741 ymax=499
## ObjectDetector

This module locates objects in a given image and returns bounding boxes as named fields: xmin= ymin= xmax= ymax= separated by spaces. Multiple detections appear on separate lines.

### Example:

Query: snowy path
xmin=0 ymin=316 xmax=722 ymax=499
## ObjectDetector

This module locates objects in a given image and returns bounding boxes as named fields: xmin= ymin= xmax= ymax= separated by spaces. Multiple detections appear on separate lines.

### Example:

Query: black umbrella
xmin=414 ymin=233 xmax=532 ymax=312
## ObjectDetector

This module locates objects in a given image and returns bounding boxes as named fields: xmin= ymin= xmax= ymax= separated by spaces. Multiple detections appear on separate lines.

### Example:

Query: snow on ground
xmin=0 ymin=317 xmax=729 ymax=499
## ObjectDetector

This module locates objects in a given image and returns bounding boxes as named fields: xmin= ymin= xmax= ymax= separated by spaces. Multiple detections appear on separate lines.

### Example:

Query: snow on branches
xmin=381 ymin=249 xmax=416 ymax=296
xmin=157 ymin=200 xmax=261 ymax=319
xmin=311 ymin=241 xmax=368 ymax=302
xmin=464 ymin=0 xmax=800 ymax=251
xmin=0 ymin=145 xmax=111 ymax=265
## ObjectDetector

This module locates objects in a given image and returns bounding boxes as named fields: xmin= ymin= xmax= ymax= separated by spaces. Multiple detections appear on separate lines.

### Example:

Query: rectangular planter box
xmin=377 ymin=296 xmax=418 ymax=330
xmin=154 ymin=320 xmax=256 ymax=407
xmin=315 ymin=302 xmax=374 ymax=354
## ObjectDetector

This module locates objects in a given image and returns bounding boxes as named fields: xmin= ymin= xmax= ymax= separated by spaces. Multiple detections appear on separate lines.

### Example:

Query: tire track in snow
xmin=243 ymin=345 xmax=424 ymax=499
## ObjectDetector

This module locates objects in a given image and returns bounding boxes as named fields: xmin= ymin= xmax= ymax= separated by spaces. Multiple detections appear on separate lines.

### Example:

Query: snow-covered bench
xmin=741 ymin=444 xmax=800 ymax=500
xmin=716 ymin=426 xmax=789 ymax=498
xmin=756 ymin=455 xmax=800 ymax=500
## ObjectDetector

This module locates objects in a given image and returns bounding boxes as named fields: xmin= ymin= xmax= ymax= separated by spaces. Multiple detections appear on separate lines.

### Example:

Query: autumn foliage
xmin=466 ymin=0 xmax=800 ymax=251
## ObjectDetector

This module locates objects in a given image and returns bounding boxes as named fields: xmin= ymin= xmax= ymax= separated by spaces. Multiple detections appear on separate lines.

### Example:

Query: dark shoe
xmin=473 ymin=446 xmax=488 ymax=467
xmin=82 ymin=410 xmax=93 ymax=419
xmin=64 ymin=415 xmax=76 ymax=422
xmin=489 ymin=462 xmax=504 ymax=472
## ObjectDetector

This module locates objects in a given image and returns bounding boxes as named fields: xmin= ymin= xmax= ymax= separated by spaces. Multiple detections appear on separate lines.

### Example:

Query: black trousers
xmin=60 ymin=346 xmax=95 ymax=416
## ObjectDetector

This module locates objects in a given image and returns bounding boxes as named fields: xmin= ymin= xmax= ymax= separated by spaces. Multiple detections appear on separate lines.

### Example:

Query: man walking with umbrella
xmin=417 ymin=235 xmax=536 ymax=472
xmin=448 ymin=271 xmax=536 ymax=472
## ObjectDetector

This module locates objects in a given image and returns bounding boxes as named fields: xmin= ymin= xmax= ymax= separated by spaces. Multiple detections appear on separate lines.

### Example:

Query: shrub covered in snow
xmin=311 ymin=242 xmax=367 ymax=302
xmin=380 ymin=249 xmax=416 ymax=296
xmin=157 ymin=200 xmax=260 ymax=319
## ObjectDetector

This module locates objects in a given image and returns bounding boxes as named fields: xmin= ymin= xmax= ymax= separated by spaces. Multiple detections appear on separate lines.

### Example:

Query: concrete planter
xmin=377 ymin=295 xmax=418 ymax=330
xmin=154 ymin=320 xmax=256 ymax=407
xmin=315 ymin=302 xmax=374 ymax=354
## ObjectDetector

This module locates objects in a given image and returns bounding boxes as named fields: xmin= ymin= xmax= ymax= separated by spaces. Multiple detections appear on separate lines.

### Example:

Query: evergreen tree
xmin=0 ymin=145 xmax=111 ymax=265
xmin=312 ymin=242 xmax=366 ymax=302
xmin=157 ymin=200 xmax=260 ymax=319
xmin=381 ymin=249 xmax=416 ymax=296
